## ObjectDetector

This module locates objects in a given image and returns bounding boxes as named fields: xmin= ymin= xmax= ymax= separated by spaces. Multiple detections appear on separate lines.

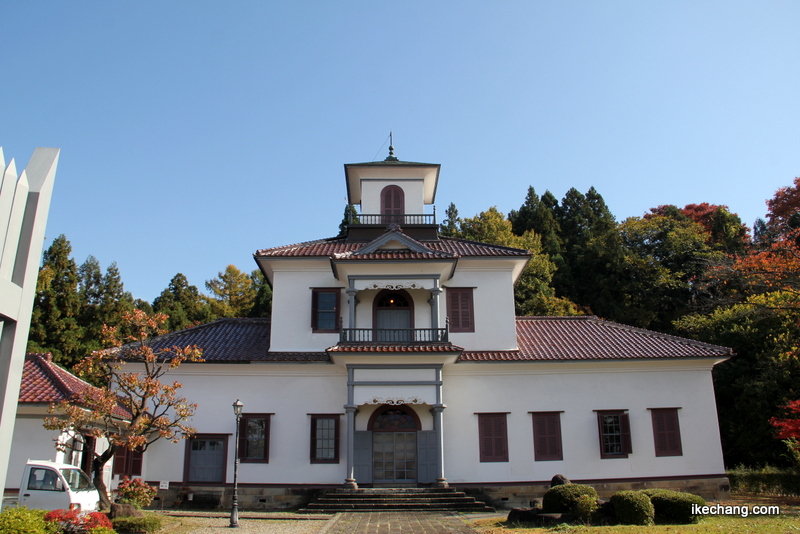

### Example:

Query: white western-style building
xmin=138 ymin=150 xmax=732 ymax=509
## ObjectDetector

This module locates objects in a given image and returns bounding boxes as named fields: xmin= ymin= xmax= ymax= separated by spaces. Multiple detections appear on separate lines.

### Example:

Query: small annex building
xmin=139 ymin=150 xmax=733 ymax=509
xmin=3 ymin=354 xmax=121 ymax=498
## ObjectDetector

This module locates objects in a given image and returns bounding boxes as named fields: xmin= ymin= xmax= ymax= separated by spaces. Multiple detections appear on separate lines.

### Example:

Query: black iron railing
xmin=348 ymin=213 xmax=436 ymax=225
xmin=339 ymin=327 xmax=449 ymax=344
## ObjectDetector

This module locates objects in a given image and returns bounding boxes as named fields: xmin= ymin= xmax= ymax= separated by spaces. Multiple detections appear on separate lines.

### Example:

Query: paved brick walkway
xmin=317 ymin=512 xmax=479 ymax=534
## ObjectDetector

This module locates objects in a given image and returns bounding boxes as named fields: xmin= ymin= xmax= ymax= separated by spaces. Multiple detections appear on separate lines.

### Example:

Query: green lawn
xmin=468 ymin=494 xmax=800 ymax=534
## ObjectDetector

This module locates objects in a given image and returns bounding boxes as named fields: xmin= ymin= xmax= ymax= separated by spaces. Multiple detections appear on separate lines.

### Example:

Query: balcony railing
xmin=339 ymin=327 xmax=449 ymax=344
xmin=348 ymin=213 xmax=436 ymax=225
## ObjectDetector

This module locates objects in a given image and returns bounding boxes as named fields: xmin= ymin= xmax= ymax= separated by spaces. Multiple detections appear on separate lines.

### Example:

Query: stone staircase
xmin=298 ymin=487 xmax=494 ymax=513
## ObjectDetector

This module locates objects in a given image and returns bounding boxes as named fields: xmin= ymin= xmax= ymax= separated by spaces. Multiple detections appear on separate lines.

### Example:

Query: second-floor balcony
xmin=340 ymin=327 xmax=449 ymax=344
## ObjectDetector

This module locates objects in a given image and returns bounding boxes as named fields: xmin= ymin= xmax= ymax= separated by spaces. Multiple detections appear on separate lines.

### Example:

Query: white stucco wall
xmin=442 ymin=360 xmax=725 ymax=483
xmin=268 ymin=260 xmax=344 ymax=352
xmin=267 ymin=256 xmax=522 ymax=353
xmin=445 ymin=259 xmax=520 ymax=351
xmin=144 ymin=364 xmax=349 ymax=485
xmin=141 ymin=358 xmax=725 ymax=487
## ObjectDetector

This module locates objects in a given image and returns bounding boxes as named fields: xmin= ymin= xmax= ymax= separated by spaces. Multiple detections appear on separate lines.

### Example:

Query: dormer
xmin=343 ymin=146 xmax=441 ymax=242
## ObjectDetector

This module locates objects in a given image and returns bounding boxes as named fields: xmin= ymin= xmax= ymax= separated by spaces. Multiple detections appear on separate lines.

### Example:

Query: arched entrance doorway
xmin=368 ymin=405 xmax=421 ymax=484
xmin=374 ymin=289 xmax=413 ymax=342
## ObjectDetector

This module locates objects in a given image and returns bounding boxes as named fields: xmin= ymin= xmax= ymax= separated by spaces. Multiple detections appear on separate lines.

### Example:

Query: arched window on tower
xmin=381 ymin=185 xmax=404 ymax=224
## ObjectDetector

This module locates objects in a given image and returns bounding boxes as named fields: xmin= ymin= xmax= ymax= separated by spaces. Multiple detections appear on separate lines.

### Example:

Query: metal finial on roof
xmin=385 ymin=131 xmax=398 ymax=161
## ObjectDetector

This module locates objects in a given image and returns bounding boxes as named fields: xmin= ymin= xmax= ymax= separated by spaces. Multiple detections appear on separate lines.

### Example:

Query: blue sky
xmin=3 ymin=2 xmax=799 ymax=303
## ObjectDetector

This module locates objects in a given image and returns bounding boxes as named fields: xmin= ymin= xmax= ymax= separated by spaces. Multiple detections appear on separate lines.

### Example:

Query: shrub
xmin=116 ymin=477 xmax=157 ymax=509
xmin=111 ymin=514 xmax=162 ymax=534
xmin=610 ymin=490 xmax=654 ymax=526
xmin=542 ymin=483 xmax=598 ymax=513
xmin=646 ymin=490 xmax=706 ymax=524
xmin=44 ymin=509 xmax=113 ymax=534
xmin=0 ymin=507 xmax=49 ymax=534
xmin=44 ymin=509 xmax=82 ymax=534
xmin=571 ymin=493 xmax=598 ymax=523
xmin=88 ymin=528 xmax=115 ymax=534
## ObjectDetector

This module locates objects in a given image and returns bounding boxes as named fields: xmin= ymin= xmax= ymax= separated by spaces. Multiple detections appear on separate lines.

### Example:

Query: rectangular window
xmin=478 ymin=413 xmax=509 ymax=462
xmin=650 ymin=408 xmax=683 ymax=457
xmin=531 ymin=412 xmax=563 ymax=461
xmin=310 ymin=414 xmax=340 ymax=463
xmin=113 ymin=446 xmax=143 ymax=477
xmin=240 ymin=414 xmax=271 ymax=463
xmin=312 ymin=288 xmax=340 ymax=332
xmin=597 ymin=411 xmax=632 ymax=459
xmin=447 ymin=288 xmax=475 ymax=333
xmin=185 ymin=435 xmax=227 ymax=483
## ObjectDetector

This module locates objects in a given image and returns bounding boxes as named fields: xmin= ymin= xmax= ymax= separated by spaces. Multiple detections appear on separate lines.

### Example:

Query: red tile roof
xmin=19 ymin=353 xmax=95 ymax=404
xmin=254 ymin=235 xmax=530 ymax=260
xmin=20 ymin=354 xmax=132 ymax=419
xmin=459 ymin=316 xmax=733 ymax=362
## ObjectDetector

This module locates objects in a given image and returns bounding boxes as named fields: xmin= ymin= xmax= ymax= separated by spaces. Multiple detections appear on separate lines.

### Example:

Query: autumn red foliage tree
xmin=766 ymin=177 xmax=800 ymax=237
xmin=44 ymin=309 xmax=203 ymax=509
xmin=770 ymin=400 xmax=800 ymax=446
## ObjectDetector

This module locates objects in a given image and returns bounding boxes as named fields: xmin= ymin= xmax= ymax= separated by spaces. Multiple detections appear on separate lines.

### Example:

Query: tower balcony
xmin=345 ymin=210 xmax=439 ymax=242
xmin=349 ymin=213 xmax=436 ymax=225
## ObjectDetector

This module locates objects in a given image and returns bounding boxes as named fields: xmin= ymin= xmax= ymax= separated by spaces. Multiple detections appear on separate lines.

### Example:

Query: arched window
xmin=380 ymin=185 xmax=404 ymax=223
xmin=368 ymin=405 xmax=421 ymax=432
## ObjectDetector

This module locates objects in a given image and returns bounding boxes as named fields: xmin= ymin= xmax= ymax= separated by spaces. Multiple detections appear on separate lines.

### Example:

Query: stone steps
xmin=298 ymin=487 xmax=494 ymax=513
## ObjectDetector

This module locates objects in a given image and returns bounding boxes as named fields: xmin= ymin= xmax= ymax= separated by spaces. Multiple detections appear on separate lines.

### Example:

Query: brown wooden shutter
xmin=620 ymin=412 xmax=633 ymax=455
xmin=651 ymin=408 xmax=682 ymax=457
xmin=532 ymin=412 xmax=563 ymax=461
xmin=381 ymin=186 xmax=404 ymax=220
xmin=478 ymin=413 xmax=508 ymax=462
xmin=447 ymin=288 xmax=474 ymax=333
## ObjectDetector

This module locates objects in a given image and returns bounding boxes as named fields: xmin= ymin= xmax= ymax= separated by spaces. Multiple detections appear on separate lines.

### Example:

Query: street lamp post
xmin=230 ymin=399 xmax=243 ymax=528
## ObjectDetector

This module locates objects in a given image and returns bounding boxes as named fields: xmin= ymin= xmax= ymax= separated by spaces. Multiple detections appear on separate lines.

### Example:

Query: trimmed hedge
xmin=647 ymin=490 xmax=705 ymax=524
xmin=112 ymin=513 xmax=163 ymax=533
xmin=610 ymin=490 xmax=654 ymax=526
xmin=727 ymin=466 xmax=800 ymax=496
xmin=542 ymin=483 xmax=598 ymax=513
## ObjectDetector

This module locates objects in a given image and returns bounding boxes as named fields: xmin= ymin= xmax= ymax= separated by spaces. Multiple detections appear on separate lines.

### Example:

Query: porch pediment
xmin=346 ymin=227 xmax=453 ymax=257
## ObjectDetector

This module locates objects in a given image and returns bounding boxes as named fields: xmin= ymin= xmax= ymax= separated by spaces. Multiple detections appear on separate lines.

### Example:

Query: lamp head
xmin=232 ymin=399 xmax=244 ymax=416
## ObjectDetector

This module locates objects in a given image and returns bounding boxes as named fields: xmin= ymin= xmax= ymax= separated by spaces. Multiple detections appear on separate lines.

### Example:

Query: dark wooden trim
xmin=310 ymin=414 xmax=341 ymax=464
xmin=597 ymin=410 xmax=631 ymax=459
xmin=239 ymin=413 xmax=272 ymax=464
xmin=311 ymin=288 xmax=341 ymax=333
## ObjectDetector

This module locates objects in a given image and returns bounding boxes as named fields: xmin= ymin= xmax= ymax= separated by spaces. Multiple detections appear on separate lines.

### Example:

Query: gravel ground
xmin=170 ymin=516 xmax=328 ymax=534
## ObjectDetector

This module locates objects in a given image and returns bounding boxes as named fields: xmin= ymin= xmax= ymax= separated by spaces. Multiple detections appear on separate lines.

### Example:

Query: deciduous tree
xmin=205 ymin=265 xmax=256 ymax=318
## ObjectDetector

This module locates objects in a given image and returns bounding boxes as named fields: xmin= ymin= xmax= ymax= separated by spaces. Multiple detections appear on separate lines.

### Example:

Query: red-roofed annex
xmin=4 ymin=354 xmax=126 ymax=493
xmin=138 ymin=148 xmax=732 ymax=510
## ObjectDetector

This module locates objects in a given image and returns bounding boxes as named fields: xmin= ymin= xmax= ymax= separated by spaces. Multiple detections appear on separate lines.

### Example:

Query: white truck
xmin=4 ymin=460 xmax=100 ymax=511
